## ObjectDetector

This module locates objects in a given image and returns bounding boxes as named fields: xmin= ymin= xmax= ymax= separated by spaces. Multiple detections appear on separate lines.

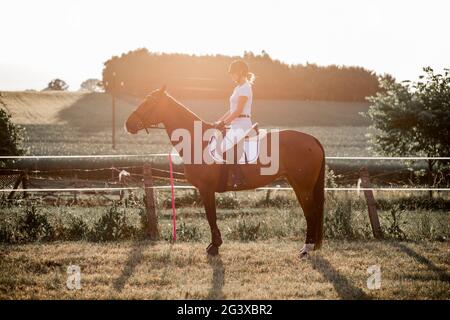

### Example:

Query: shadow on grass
xmin=57 ymin=93 xmax=138 ymax=132
xmin=389 ymin=242 xmax=450 ymax=283
xmin=207 ymin=255 xmax=225 ymax=299
xmin=113 ymin=240 xmax=156 ymax=292
xmin=310 ymin=254 xmax=370 ymax=299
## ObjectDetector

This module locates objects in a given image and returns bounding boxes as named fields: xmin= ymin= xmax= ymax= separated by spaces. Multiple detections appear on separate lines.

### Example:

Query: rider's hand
xmin=213 ymin=120 xmax=225 ymax=130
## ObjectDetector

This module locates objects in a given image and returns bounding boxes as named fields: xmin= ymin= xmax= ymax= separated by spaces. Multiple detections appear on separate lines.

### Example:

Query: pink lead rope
xmin=169 ymin=153 xmax=177 ymax=242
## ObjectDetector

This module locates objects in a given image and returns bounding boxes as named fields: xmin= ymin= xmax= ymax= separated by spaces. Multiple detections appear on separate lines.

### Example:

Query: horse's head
xmin=125 ymin=85 xmax=169 ymax=134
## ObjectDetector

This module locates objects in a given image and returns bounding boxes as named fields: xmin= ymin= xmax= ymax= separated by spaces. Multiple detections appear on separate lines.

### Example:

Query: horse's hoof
xmin=299 ymin=243 xmax=315 ymax=260
xmin=299 ymin=251 xmax=309 ymax=260
xmin=206 ymin=243 xmax=219 ymax=256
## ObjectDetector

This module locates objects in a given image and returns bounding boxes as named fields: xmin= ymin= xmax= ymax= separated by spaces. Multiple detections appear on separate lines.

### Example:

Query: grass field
xmin=0 ymin=191 xmax=448 ymax=300
xmin=1 ymin=240 xmax=448 ymax=299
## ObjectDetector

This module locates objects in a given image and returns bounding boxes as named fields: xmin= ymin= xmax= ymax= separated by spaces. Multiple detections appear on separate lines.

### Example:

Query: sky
xmin=1 ymin=0 xmax=449 ymax=91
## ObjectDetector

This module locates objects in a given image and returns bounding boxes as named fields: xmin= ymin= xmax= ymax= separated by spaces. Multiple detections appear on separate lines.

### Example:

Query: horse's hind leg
xmin=287 ymin=177 xmax=318 ymax=258
xmin=199 ymin=189 xmax=223 ymax=256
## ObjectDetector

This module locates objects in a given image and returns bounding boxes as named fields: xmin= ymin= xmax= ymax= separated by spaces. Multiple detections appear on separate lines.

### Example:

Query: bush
xmin=17 ymin=206 xmax=55 ymax=242
xmin=162 ymin=191 xmax=202 ymax=208
xmin=89 ymin=205 xmax=137 ymax=241
xmin=364 ymin=68 xmax=450 ymax=188
xmin=254 ymin=193 xmax=295 ymax=208
xmin=216 ymin=194 xmax=240 ymax=209
xmin=176 ymin=221 xmax=202 ymax=242
xmin=377 ymin=196 xmax=450 ymax=211
xmin=227 ymin=218 xmax=263 ymax=241
xmin=383 ymin=205 xmax=407 ymax=240
xmin=0 ymin=103 xmax=27 ymax=167
xmin=65 ymin=216 xmax=90 ymax=241
xmin=325 ymin=164 xmax=339 ymax=188
xmin=0 ymin=218 xmax=18 ymax=243
xmin=325 ymin=197 xmax=355 ymax=239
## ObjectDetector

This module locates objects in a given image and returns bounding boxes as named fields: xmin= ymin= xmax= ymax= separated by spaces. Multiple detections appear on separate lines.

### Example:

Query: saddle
xmin=207 ymin=123 xmax=264 ymax=192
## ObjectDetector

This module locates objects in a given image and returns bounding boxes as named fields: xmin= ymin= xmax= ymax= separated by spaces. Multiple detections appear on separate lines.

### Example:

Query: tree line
xmin=102 ymin=49 xmax=379 ymax=101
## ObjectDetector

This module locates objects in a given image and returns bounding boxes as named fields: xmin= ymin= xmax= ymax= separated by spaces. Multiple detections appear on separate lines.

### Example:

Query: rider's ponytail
xmin=246 ymin=72 xmax=256 ymax=85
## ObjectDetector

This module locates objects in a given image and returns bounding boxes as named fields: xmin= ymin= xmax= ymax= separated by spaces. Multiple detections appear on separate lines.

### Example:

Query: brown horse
xmin=125 ymin=86 xmax=325 ymax=258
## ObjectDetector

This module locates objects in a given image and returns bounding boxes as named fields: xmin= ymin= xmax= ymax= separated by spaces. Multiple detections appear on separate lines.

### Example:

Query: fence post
xmin=7 ymin=172 xmax=24 ymax=200
xmin=265 ymin=189 xmax=272 ymax=206
xmin=22 ymin=170 xmax=28 ymax=199
xmin=143 ymin=164 xmax=159 ymax=240
xmin=359 ymin=167 xmax=383 ymax=239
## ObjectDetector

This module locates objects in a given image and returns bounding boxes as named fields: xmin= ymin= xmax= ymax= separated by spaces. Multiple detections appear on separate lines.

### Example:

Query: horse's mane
xmin=165 ymin=92 xmax=213 ymax=127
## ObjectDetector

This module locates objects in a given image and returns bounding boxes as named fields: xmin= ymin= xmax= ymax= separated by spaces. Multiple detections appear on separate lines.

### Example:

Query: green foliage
xmin=216 ymin=194 xmax=240 ymax=209
xmin=325 ymin=164 xmax=339 ymax=188
xmin=65 ymin=216 xmax=90 ymax=240
xmin=137 ymin=207 xmax=149 ymax=237
xmin=383 ymin=206 xmax=407 ymax=240
xmin=89 ymin=205 xmax=137 ymax=241
xmin=17 ymin=206 xmax=55 ymax=242
xmin=0 ymin=103 xmax=27 ymax=167
xmin=364 ymin=68 xmax=450 ymax=185
xmin=377 ymin=196 xmax=450 ymax=211
xmin=227 ymin=218 xmax=263 ymax=241
xmin=325 ymin=197 xmax=355 ymax=239
xmin=160 ymin=220 xmax=203 ymax=242
xmin=176 ymin=221 xmax=202 ymax=242
xmin=255 ymin=193 xmax=295 ymax=208
xmin=324 ymin=193 xmax=372 ymax=240
xmin=44 ymin=78 xmax=69 ymax=91
xmin=162 ymin=191 xmax=202 ymax=208
xmin=0 ymin=196 xmax=448 ymax=244
xmin=80 ymin=78 xmax=103 ymax=92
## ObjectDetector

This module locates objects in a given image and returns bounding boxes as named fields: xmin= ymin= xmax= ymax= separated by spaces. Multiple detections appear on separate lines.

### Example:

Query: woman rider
xmin=214 ymin=59 xmax=255 ymax=187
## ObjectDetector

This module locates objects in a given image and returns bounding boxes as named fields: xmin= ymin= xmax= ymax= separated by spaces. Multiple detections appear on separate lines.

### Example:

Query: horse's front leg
xmin=199 ymin=189 xmax=222 ymax=256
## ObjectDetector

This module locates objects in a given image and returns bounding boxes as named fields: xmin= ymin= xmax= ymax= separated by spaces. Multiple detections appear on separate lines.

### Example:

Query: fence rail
xmin=1 ymin=154 xmax=449 ymax=194
xmin=1 ymin=154 xmax=449 ymax=160
xmin=1 ymin=187 xmax=449 ymax=193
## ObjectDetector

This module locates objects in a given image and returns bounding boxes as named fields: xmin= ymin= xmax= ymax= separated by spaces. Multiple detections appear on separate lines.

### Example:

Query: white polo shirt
xmin=229 ymin=81 xmax=253 ymax=116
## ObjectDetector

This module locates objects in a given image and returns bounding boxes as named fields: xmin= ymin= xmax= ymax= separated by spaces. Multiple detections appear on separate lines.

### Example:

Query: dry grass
xmin=0 ymin=240 xmax=448 ymax=300
xmin=0 ymin=91 xmax=89 ymax=125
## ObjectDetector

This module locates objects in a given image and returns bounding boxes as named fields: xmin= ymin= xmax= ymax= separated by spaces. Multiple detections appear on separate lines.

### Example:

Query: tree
xmin=44 ymin=78 xmax=69 ymax=91
xmin=364 ymin=67 xmax=450 ymax=193
xmin=0 ymin=100 xmax=27 ymax=168
xmin=102 ymin=48 xmax=379 ymax=101
xmin=80 ymin=78 xmax=103 ymax=92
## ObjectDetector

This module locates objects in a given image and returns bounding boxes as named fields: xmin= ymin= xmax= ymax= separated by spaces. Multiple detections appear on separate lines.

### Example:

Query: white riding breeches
xmin=222 ymin=118 xmax=253 ymax=151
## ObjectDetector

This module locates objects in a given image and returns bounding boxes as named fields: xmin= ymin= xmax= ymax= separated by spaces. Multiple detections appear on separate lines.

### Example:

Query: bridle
xmin=131 ymin=95 xmax=165 ymax=134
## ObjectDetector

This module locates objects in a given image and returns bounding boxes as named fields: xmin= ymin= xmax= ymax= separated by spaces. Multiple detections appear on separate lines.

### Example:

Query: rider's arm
xmin=217 ymin=110 xmax=231 ymax=122
xmin=223 ymin=96 xmax=248 ymax=125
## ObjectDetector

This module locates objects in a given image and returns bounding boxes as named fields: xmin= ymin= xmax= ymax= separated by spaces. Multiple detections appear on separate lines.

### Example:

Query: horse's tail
xmin=313 ymin=142 xmax=325 ymax=249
